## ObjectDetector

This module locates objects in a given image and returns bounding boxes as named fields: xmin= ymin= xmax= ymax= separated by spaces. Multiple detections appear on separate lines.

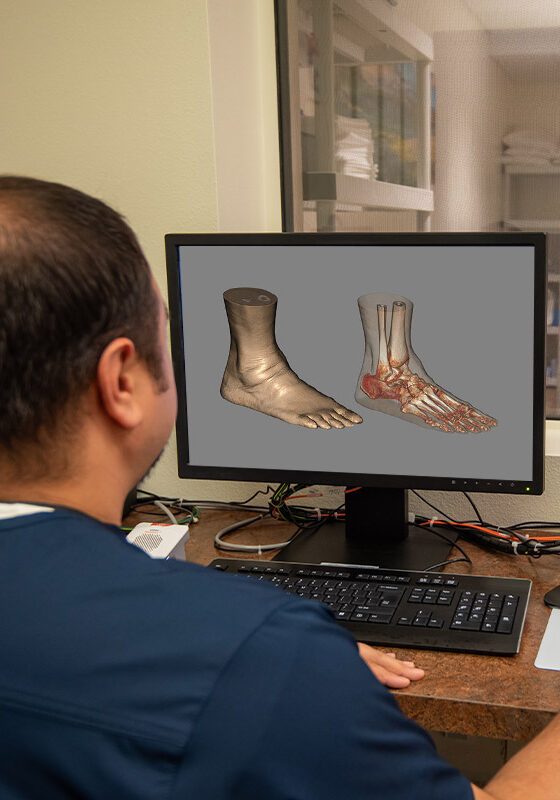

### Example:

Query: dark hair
xmin=0 ymin=175 xmax=162 ymax=456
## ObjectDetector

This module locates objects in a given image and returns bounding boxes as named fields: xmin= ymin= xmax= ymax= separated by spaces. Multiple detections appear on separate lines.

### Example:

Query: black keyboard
xmin=210 ymin=558 xmax=532 ymax=656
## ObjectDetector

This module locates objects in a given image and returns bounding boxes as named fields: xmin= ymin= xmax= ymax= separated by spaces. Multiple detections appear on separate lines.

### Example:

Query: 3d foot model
xmin=355 ymin=293 xmax=497 ymax=433
xmin=220 ymin=287 xmax=363 ymax=429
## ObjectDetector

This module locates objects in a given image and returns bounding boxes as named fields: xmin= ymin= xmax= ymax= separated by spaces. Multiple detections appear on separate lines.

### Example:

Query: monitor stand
xmin=275 ymin=486 xmax=457 ymax=572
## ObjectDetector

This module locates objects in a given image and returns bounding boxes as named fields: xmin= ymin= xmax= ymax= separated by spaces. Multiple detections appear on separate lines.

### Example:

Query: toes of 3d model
xmin=297 ymin=415 xmax=319 ymax=429
xmin=306 ymin=414 xmax=333 ymax=430
xmin=458 ymin=418 xmax=482 ymax=433
xmin=336 ymin=407 xmax=363 ymax=424
xmin=469 ymin=409 xmax=497 ymax=428
xmin=323 ymin=416 xmax=345 ymax=429
xmin=327 ymin=410 xmax=360 ymax=428
xmin=329 ymin=413 xmax=356 ymax=428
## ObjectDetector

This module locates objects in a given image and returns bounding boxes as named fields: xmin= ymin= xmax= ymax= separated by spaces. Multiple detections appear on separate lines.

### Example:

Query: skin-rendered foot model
xmin=220 ymin=287 xmax=363 ymax=430
xmin=355 ymin=293 xmax=497 ymax=433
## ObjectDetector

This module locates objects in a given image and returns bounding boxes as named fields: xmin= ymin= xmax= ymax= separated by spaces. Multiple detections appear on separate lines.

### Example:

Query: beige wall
xmin=0 ymin=0 xmax=219 ymax=262
xmin=432 ymin=29 xmax=506 ymax=232
xmin=0 ymin=0 xmax=281 ymax=506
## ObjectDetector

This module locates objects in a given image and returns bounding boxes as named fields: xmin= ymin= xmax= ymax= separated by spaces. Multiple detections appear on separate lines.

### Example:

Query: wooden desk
xmin=128 ymin=506 xmax=560 ymax=742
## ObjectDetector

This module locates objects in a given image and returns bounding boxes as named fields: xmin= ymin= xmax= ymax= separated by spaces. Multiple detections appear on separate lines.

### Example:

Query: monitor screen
xmin=166 ymin=232 xmax=545 ymax=568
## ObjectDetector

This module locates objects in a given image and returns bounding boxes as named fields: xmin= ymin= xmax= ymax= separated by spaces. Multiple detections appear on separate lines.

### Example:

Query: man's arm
xmin=471 ymin=714 xmax=560 ymax=800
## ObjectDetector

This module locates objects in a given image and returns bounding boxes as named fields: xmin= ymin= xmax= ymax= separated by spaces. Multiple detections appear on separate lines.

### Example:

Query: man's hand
xmin=357 ymin=642 xmax=425 ymax=688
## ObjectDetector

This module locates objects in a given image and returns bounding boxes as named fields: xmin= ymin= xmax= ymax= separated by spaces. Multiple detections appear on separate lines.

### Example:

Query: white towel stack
xmin=502 ymin=130 xmax=560 ymax=165
xmin=335 ymin=115 xmax=378 ymax=180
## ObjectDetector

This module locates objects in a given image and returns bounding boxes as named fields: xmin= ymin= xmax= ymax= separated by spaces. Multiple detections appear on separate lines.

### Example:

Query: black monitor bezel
xmin=165 ymin=231 xmax=546 ymax=495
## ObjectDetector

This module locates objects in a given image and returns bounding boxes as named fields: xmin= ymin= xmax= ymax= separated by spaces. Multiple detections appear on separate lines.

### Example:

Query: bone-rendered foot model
xmin=355 ymin=293 xmax=497 ymax=433
xmin=220 ymin=287 xmax=362 ymax=429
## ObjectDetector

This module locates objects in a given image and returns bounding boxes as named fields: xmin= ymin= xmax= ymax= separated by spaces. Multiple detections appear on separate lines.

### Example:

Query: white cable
xmin=154 ymin=500 xmax=179 ymax=525
xmin=214 ymin=513 xmax=295 ymax=552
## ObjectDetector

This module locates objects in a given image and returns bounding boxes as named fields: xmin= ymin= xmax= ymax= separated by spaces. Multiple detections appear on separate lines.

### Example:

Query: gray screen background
xmin=178 ymin=244 xmax=535 ymax=481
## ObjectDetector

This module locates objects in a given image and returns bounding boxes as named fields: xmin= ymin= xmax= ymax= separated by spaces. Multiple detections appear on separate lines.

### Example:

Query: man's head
xmin=0 ymin=176 xmax=176 ymax=490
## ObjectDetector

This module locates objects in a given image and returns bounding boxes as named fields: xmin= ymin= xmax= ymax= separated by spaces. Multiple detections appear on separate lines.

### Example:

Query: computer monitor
xmin=165 ymin=232 xmax=546 ymax=570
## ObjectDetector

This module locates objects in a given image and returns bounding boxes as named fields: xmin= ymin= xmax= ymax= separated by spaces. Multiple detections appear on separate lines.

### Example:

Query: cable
xmin=213 ymin=483 xmax=343 ymax=554
xmin=135 ymin=486 xmax=560 ymax=560
xmin=153 ymin=500 xmax=179 ymax=524
xmin=411 ymin=490 xmax=462 ymax=524
xmin=412 ymin=490 xmax=560 ymax=557
xmin=462 ymin=492 xmax=484 ymax=525
xmin=412 ymin=523 xmax=473 ymax=570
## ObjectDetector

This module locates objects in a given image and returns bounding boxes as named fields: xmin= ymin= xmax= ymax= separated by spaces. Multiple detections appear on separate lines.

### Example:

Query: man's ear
xmin=96 ymin=338 xmax=144 ymax=429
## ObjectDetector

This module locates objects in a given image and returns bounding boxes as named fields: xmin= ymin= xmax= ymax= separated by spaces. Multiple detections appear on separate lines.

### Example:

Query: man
xmin=0 ymin=176 xmax=556 ymax=799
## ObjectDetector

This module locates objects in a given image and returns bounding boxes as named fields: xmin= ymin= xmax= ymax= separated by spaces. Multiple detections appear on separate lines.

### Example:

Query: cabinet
xmin=502 ymin=164 xmax=560 ymax=415
xmin=277 ymin=0 xmax=434 ymax=233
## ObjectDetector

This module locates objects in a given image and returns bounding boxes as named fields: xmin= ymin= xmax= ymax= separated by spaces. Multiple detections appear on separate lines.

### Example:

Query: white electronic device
xmin=126 ymin=522 xmax=190 ymax=560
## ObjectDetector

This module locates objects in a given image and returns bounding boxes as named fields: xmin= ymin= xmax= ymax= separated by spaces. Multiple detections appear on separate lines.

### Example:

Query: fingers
xmin=357 ymin=642 xmax=425 ymax=689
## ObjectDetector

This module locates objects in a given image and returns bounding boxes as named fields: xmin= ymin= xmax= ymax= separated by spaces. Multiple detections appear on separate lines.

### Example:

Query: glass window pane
xmin=276 ymin=0 xmax=560 ymax=417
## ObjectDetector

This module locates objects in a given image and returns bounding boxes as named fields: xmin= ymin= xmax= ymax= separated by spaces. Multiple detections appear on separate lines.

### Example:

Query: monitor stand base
xmin=275 ymin=521 xmax=457 ymax=572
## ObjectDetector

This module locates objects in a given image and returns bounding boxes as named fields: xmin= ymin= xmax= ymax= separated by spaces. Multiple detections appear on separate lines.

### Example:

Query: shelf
xmin=503 ymin=164 xmax=560 ymax=175
xmin=281 ymin=0 xmax=432 ymax=231
xmin=303 ymin=172 xmax=433 ymax=211
xmin=504 ymin=219 xmax=560 ymax=232
xmin=547 ymin=378 xmax=558 ymax=387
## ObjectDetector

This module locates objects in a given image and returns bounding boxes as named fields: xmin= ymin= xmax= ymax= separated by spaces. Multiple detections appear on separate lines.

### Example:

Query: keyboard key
xmin=368 ymin=612 xmax=393 ymax=624
xmin=497 ymin=615 xmax=514 ymax=634
xmin=437 ymin=596 xmax=453 ymax=605
xmin=461 ymin=619 xmax=483 ymax=631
